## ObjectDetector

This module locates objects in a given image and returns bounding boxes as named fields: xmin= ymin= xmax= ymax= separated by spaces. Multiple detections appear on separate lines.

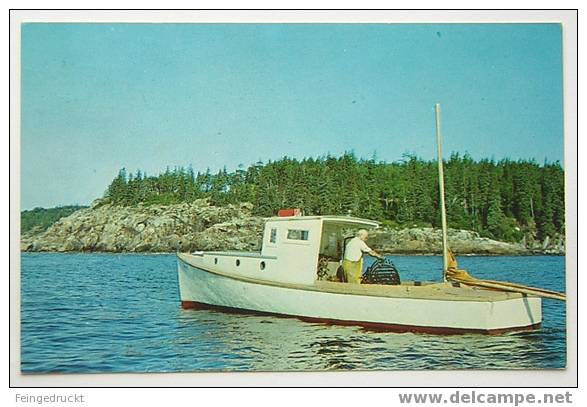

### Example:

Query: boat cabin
xmin=191 ymin=211 xmax=379 ymax=286
xmin=259 ymin=213 xmax=379 ymax=284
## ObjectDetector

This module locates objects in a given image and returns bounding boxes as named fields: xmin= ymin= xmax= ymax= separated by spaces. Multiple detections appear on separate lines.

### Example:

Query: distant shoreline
xmin=21 ymin=199 xmax=565 ymax=256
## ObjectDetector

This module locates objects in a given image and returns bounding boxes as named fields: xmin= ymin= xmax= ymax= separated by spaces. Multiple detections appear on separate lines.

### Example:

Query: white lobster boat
xmin=177 ymin=214 xmax=542 ymax=334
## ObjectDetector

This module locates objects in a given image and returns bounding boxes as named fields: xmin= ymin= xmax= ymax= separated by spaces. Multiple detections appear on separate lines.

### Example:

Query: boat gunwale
xmin=177 ymin=253 xmax=531 ymax=303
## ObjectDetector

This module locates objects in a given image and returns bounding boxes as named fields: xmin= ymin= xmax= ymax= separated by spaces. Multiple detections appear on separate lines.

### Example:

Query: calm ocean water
xmin=20 ymin=253 xmax=566 ymax=373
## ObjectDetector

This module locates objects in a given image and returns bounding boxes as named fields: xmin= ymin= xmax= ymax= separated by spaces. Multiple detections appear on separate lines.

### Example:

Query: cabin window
xmin=214 ymin=258 xmax=218 ymax=265
xmin=236 ymin=259 xmax=241 ymax=267
xmin=260 ymin=261 xmax=266 ymax=270
xmin=269 ymin=228 xmax=277 ymax=243
xmin=287 ymin=229 xmax=309 ymax=241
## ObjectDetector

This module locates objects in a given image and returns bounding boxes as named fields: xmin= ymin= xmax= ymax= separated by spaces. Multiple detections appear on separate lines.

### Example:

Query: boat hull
xmin=177 ymin=254 xmax=542 ymax=335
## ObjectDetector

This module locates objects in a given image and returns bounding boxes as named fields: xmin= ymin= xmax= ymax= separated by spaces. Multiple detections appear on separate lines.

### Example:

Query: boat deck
xmin=314 ymin=280 xmax=525 ymax=302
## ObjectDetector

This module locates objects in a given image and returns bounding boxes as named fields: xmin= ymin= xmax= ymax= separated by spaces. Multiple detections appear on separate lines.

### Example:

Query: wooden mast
xmin=435 ymin=103 xmax=449 ymax=282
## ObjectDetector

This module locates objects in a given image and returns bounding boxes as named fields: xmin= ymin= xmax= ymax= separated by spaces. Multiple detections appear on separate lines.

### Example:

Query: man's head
xmin=356 ymin=229 xmax=369 ymax=241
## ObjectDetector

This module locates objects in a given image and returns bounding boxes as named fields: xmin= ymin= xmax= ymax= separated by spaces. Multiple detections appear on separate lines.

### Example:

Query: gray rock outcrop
xmin=369 ymin=228 xmax=529 ymax=255
xmin=20 ymin=199 xmax=563 ymax=255
xmin=21 ymin=199 xmax=264 ymax=253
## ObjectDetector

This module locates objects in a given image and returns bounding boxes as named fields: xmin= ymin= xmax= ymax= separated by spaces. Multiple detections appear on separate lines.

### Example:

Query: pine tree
xmin=105 ymin=168 xmax=128 ymax=204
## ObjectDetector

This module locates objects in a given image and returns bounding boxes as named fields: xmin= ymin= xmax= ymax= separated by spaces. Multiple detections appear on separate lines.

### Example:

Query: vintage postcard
xmin=10 ymin=10 xmax=577 ymax=388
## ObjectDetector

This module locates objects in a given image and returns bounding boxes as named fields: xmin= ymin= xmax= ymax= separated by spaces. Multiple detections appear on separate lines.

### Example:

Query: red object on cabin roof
xmin=277 ymin=208 xmax=302 ymax=217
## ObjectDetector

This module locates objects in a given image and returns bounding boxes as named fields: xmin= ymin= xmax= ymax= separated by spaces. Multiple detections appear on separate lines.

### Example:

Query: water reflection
xmin=173 ymin=307 xmax=565 ymax=371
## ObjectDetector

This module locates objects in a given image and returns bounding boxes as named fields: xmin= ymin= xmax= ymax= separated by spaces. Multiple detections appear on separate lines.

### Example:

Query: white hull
xmin=177 ymin=253 xmax=542 ymax=334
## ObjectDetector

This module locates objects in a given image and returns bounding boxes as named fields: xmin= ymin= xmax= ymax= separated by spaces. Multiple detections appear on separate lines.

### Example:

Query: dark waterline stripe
xmin=180 ymin=300 xmax=542 ymax=335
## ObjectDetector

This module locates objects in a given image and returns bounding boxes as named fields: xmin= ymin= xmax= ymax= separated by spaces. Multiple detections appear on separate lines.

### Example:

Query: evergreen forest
xmin=103 ymin=153 xmax=565 ymax=243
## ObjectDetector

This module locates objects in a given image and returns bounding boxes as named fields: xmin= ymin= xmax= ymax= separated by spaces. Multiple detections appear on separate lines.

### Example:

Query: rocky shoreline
xmin=20 ymin=199 xmax=565 ymax=255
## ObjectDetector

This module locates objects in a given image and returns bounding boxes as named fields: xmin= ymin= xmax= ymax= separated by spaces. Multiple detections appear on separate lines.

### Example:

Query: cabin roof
xmin=264 ymin=215 xmax=379 ymax=228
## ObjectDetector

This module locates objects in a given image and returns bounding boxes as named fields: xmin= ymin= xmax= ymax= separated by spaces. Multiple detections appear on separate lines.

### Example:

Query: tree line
xmin=104 ymin=153 xmax=565 ymax=243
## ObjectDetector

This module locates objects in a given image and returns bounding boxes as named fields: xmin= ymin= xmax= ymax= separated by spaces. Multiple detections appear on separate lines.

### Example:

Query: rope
xmin=445 ymin=250 xmax=566 ymax=301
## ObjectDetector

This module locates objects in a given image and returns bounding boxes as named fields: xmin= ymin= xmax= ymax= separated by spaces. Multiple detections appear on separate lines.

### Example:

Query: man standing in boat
xmin=343 ymin=229 xmax=384 ymax=284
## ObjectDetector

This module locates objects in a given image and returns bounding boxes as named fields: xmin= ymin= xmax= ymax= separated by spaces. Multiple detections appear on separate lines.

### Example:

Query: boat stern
xmin=485 ymin=295 xmax=542 ymax=333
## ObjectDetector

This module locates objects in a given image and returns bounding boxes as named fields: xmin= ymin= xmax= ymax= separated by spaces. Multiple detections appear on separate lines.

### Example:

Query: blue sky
xmin=21 ymin=23 xmax=563 ymax=209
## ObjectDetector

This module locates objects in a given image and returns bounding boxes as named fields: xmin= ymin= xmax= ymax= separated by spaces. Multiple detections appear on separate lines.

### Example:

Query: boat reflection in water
xmin=173 ymin=306 xmax=564 ymax=371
